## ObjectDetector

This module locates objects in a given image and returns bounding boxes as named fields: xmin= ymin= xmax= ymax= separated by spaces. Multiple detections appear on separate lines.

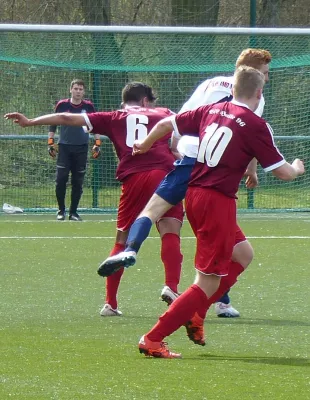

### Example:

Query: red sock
xmin=147 ymin=284 xmax=208 ymax=342
xmin=197 ymin=261 xmax=244 ymax=319
xmin=161 ymin=233 xmax=183 ymax=293
xmin=105 ymin=243 xmax=125 ymax=309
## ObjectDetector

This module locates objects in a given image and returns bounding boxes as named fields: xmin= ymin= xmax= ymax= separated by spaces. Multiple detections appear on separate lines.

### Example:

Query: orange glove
xmin=48 ymin=138 xmax=57 ymax=158
xmin=92 ymin=139 xmax=101 ymax=159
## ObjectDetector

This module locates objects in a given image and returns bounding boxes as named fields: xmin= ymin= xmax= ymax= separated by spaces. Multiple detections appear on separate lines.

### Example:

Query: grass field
xmin=0 ymin=213 xmax=309 ymax=399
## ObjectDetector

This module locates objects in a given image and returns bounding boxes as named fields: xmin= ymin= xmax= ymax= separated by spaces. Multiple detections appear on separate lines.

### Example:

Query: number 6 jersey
xmin=82 ymin=105 xmax=175 ymax=181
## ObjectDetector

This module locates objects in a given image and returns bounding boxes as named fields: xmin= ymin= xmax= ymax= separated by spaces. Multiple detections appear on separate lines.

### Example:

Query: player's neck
xmin=123 ymin=102 xmax=143 ymax=109
xmin=70 ymin=97 xmax=83 ymax=105
xmin=233 ymin=97 xmax=257 ymax=112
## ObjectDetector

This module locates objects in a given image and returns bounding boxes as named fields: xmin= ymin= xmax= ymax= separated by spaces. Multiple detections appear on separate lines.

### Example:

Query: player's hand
xmin=132 ymin=140 xmax=151 ymax=156
xmin=4 ymin=112 xmax=30 ymax=127
xmin=92 ymin=139 xmax=101 ymax=159
xmin=245 ymin=172 xmax=258 ymax=189
xmin=48 ymin=138 xmax=57 ymax=159
xmin=292 ymin=158 xmax=305 ymax=175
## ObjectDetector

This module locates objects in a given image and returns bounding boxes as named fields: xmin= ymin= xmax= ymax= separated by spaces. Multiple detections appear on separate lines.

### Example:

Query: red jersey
xmin=172 ymin=100 xmax=285 ymax=198
xmin=83 ymin=106 xmax=175 ymax=181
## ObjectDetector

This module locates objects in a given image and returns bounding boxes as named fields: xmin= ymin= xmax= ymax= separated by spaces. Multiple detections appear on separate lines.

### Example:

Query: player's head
xmin=122 ymin=82 xmax=157 ymax=107
xmin=235 ymin=48 xmax=271 ymax=83
xmin=233 ymin=66 xmax=265 ymax=111
xmin=70 ymin=79 xmax=85 ymax=103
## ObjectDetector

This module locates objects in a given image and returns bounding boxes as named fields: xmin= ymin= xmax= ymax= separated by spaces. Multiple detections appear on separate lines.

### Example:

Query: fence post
xmin=247 ymin=189 xmax=254 ymax=209
xmin=250 ymin=0 xmax=257 ymax=28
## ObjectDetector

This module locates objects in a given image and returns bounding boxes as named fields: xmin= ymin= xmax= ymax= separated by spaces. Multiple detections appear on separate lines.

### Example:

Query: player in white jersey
xmin=98 ymin=49 xmax=271 ymax=318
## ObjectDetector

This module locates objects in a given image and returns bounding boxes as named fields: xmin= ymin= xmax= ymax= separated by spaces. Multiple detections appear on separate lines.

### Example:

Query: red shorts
xmin=235 ymin=225 xmax=246 ymax=244
xmin=117 ymin=170 xmax=184 ymax=231
xmin=185 ymin=187 xmax=237 ymax=276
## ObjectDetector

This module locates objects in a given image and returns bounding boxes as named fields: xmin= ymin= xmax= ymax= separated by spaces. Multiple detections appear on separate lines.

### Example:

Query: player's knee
xmin=232 ymin=240 xmax=254 ymax=269
xmin=157 ymin=218 xmax=182 ymax=236
xmin=142 ymin=194 xmax=171 ymax=222
xmin=72 ymin=171 xmax=85 ymax=187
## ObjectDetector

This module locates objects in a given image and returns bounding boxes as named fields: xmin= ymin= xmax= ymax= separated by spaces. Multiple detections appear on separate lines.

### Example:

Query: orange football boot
xmin=138 ymin=335 xmax=182 ymax=359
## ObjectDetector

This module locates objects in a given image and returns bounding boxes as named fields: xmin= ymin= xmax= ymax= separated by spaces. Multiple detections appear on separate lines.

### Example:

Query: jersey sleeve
xmin=250 ymin=122 xmax=286 ymax=172
xmin=82 ymin=112 xmax=113 ymax=135
xmin=172 ymin=106 xmax=207 ymax=138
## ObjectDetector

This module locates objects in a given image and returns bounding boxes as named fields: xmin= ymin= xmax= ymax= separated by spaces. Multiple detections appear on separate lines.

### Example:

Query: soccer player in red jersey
xmin=130 ymin=66 xmax=304 ymax=358
xmin=98 ymin=48 xmax=272 ymax=317
xmin=4 ymin=82 xmax=184 ymax=317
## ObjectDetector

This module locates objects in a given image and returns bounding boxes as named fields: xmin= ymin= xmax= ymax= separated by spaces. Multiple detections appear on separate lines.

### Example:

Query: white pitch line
xmin=0 ymin=219 xmax=118 ymax=223
xmin=2 ymin=217 xmax=310 ymax=223
xmin=1 ymin=236 xmax=310 ymax=239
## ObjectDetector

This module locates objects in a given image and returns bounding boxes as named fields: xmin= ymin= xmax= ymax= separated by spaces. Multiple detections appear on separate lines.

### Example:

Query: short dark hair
xmin=70 ymin=79 xmax=85 ymax=89
xmin=122 ymin=82 xmax=157 ymax=103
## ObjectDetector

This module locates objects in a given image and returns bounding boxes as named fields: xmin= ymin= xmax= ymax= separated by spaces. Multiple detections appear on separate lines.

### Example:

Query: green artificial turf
xmin=0 ymin=213 xmax=309 ymax=399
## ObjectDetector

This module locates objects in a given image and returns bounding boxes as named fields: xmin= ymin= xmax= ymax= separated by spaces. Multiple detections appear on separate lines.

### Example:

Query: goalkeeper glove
xmin=92 ymin=139 xmax=101 ymax=159
xmin=48 ymin=138 xmax=57 ymax=158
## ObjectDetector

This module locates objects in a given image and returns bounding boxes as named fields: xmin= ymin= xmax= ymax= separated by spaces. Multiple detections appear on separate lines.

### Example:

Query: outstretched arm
xmin=272 ymin=159 xmax=304 ymax=180
xmin=4 ymin=112 xmax=86 ymax=128
xmin=133 ymin=117 xmax=174 ymax=155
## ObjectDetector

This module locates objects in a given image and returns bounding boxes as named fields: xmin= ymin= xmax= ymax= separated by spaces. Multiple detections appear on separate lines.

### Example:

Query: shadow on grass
xmin=122 ymin=316 xmax=310 ymax=328
xmin=196 ymin=353 xmax=310 ymax=367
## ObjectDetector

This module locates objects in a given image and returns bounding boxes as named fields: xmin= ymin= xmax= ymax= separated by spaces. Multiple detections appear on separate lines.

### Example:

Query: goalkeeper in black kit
xmin=48 ymin=79 xmax=99 ymax=221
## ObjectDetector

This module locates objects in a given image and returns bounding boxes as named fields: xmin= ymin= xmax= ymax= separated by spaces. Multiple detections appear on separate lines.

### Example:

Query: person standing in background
xmin=48 ymin=79 xmax=99 ymax=221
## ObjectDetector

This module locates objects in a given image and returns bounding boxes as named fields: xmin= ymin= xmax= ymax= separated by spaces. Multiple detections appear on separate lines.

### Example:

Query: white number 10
xmin=197 ymin=123 xmax=233 ymax=167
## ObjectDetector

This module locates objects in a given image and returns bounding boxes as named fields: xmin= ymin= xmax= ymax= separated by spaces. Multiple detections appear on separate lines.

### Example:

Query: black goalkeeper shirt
xmin=49 ymin=99 xmax=96 ymax=145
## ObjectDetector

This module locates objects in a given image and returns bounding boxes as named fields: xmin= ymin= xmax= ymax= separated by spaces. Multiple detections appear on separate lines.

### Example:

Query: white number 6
xmin=126 ymin=114 xmax=149 ymax=147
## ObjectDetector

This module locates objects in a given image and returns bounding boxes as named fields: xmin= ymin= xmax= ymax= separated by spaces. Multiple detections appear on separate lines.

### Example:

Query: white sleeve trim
xmin=263 ymin=122 xmax=286 ymax=170
xmin=82 ymin=114 xmax=93 ymax=133
xmin=171 ymin=116 xmax=182 ymax=139
xmin=264 ymin=159 xmax=286 ymax=172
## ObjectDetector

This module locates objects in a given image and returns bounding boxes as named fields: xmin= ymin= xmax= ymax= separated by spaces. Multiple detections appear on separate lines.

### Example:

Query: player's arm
xmin=133 ymin=108 xmax=201 ymax=155
xmin=244 ymin=158 xmax=258 ymax=189
xmin=48 ymin=121 xmax=58 ymax=159
xmin=272 ymin=159 xmax=304 ymax=180
xmin=133 ymin=116 xmax=174 ymax=155
xmin=254 ymin=123 xmax=305 ymax=181
xmin=4 ymin=112 xmax=86 ymax=127
xmin=47 ymin=103 xmax=60 ymax=159
xmin=86 ymin=102 xmax=102 ymax=159
xmin=170 ymin=133 xmax=183 ymax=160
